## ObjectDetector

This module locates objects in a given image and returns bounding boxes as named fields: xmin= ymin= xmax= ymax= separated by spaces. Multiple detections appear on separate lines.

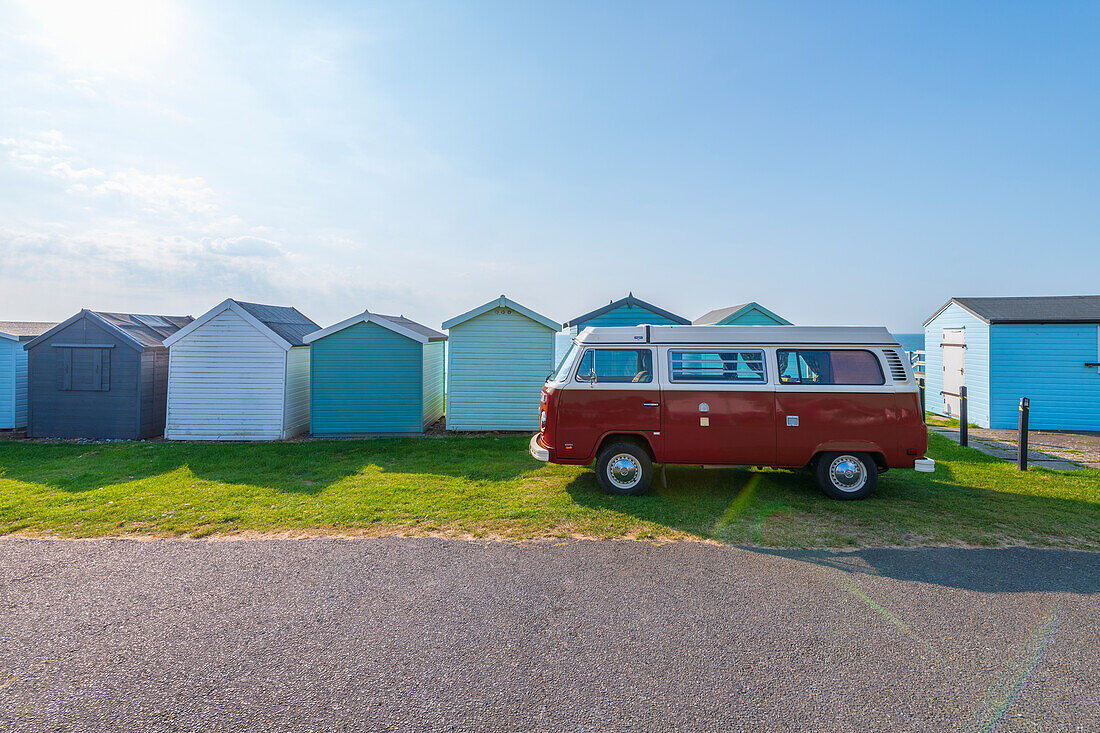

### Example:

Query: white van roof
xmin=575 ymin=325 xmax=900 ymax=346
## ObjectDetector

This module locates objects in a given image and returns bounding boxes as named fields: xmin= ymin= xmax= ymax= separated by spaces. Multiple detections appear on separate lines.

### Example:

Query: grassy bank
xmin=0 ymin=433 xmax=1097 ymax=548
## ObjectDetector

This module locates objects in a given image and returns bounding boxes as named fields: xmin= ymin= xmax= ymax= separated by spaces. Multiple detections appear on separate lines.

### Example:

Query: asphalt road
xmin=1 ymin=538 xmax=1096 ymax=732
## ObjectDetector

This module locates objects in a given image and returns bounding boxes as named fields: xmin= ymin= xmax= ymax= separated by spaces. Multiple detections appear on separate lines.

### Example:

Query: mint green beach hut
xmin=693 ymin=302 xmax=792 ymax=326
xmin=443 ymin=295 xmax=560 ymax=431
xmin=305 ymin=311 xmax=446 ymax=435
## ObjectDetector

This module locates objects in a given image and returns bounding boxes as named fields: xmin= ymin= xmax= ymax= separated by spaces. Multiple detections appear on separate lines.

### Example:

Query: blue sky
xmin=1 ymin=1 xmax=1097 ymax=331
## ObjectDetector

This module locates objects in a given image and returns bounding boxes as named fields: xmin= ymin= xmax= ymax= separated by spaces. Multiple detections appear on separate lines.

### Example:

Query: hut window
xmin=56 ymin=346 xmax=111 ymax=391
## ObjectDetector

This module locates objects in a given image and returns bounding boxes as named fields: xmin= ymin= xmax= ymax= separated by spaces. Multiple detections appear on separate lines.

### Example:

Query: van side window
xmin=777 ymin=350 xmax=885 ymax=386
xmin=670 ymin=350 xmax=766 ymax=383
xmin=575 ymin=349 xmax=653 ymax=383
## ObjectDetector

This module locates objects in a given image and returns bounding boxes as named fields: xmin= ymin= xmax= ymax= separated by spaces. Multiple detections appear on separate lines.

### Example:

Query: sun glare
xmin=20 ymin=0 xmax=178 ymax=73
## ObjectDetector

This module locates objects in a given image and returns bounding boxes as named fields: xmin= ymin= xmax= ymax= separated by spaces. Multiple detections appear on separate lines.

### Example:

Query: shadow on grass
xmin=564 ymin=438 xmax=1100 ymax=551
xmin=0 ymin=434 xmax=541 ymax=495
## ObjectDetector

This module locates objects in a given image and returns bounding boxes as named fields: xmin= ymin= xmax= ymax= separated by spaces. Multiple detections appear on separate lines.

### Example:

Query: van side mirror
xmin=587 ymin=368 xmax=598 ymax=386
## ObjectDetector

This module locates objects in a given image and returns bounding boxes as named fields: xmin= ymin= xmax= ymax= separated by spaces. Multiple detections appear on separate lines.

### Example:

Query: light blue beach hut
xmin=443 ymin=295 xmax=560 ymax=431
xmin=305 ymin=310 xmax=446 ymax=435
xmin=0 ymin=321 xmax=58 ymax=430
xmin=563 ymin=293 xmax=689 ymax=336
xmin=924 ymin=296 xmax=1100 ymax=430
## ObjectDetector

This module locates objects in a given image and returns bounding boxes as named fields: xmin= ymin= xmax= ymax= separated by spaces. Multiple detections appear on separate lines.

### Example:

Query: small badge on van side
xmin=786 ymin=416 xmax=799 ymax=427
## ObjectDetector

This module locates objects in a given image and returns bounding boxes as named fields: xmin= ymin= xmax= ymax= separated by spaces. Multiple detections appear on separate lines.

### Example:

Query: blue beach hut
xmin=563 ymin=293 xmax=689 ymax=336
xmin=443 ymin=295 xmax=560 ymax=431
xmin=305 ymin=310 xmax=446 ymax=435
xmin=924 ymin=296 xmax=1100 ymax=429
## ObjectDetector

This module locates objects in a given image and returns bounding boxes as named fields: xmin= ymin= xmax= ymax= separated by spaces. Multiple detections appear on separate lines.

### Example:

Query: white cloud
xmin=204 ymin=235 xmax=285 ymax=258
xmin=2 ymin=132 xmax=218 ymax=217
xmin=90 ymin=169 xmax=217 ymax=215
xmin=0 ymin=130 xmax=353 ymax=317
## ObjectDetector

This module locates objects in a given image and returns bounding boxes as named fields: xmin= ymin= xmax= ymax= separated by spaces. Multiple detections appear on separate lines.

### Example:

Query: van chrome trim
xmin=529 ymin=434 xmax=549 ymax=462
xmin=914 ymin=458 xmax=935 ymax=473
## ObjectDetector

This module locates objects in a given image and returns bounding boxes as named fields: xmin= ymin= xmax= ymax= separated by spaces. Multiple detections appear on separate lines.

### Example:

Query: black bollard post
xmin=1018 ymin=397 xmax=1030 ymax=471
xmin=919 ymin=380 xmax=926 ymax=420
xmin=959 ymin=385 xmax=968 ymax=447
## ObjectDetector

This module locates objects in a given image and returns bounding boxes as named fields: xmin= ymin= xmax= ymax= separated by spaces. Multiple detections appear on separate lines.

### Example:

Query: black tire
xmin=595 ymin=441 xmax=653 ymax=496
xmin=813 ymin=452 xmax=878 ymax=500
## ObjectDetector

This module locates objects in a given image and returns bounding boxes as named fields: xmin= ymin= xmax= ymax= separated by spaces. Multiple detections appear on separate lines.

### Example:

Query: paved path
xmin=931 ymin=427 xmax=1087 ymax=470
xmin=1 ymin=538 xmax=1097 ymax=732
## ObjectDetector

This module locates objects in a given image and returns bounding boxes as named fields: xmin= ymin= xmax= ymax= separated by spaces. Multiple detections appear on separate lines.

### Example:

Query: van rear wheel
xmin=813 ymin=452 xmax=877 ymax=500
xmin=595 ymin=442 xmax=653 ymax=496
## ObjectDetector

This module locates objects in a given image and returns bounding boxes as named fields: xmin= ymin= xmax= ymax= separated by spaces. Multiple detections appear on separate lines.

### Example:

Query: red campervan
xmin=530 ymin=325 xmax=933 ymax=499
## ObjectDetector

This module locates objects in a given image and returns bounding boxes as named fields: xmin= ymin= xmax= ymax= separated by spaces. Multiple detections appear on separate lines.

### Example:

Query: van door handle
xmin=643 ymin=402 xmax=659 ymax=407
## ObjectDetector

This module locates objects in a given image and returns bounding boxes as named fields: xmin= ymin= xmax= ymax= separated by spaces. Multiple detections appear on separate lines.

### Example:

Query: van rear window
xmin=777 ymin=350 xmax=884 ymax=386
xmin=670 ymin=350 xmax=766 ymax=383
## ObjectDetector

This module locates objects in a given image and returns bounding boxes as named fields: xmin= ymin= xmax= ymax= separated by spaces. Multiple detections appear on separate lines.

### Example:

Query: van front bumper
xmin=529 ymin=433 xmax=549 ymax=462
xmin=914 ymin=458 xmax=935 ymax=473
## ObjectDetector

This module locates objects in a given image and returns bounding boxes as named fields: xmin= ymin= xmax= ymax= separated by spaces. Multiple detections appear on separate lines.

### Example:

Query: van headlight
xmin=540 ymin=410 xmax=547 ymax=429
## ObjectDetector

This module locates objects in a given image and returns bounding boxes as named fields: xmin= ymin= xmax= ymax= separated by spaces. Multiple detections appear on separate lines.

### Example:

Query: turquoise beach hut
xmin=305 ymin=310 xmax=446 ymax=435
xmin=563 ymin=293 xmax=689 ymax=336
xmin=443 ymin=295 xmax=560 ymax=431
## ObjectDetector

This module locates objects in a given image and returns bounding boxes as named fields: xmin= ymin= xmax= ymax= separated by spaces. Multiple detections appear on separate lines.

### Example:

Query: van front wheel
xmin=595 ymin=442 xmax=653 ymax=496
xmin=813 ymin=452 xmax=877 ymax=500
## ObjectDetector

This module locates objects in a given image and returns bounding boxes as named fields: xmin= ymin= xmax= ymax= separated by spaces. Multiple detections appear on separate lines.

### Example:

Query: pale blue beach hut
xmin=0 ymin=321 xmax=58 ymax=430
xmin=443 ymin=295 xmax=560 ymax=431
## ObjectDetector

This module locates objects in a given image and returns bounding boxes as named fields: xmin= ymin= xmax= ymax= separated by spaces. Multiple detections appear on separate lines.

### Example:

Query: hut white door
xmin=942 ymin=329 xmax=965 ymax=417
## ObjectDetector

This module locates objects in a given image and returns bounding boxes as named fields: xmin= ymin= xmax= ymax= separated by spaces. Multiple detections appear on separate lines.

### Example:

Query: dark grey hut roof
xmin=376 ymin=314 xmax=447 ymax=342
xmin=563 ymin=293 xmax=690 ymax=328
xmin=92 ymin=312 xmax=193 ymax=348
xmin=235 ymin=301 xmax=320 ymax=346
xmin=925 ymin=296 xmax=1100 ymax=326
xmin=0 ymin=321 xmax=60 ymax=340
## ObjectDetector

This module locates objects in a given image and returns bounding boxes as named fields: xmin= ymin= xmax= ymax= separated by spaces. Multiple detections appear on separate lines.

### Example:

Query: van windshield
xmin=551 ymin=343 xmax=580 ymax=382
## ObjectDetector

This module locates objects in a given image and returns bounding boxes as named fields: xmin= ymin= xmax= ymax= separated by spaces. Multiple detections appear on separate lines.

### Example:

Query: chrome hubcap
xmin=607 ymin=453 xmax=641 ymax=489
xmin=829 ymin=455 xmax=866 ymax=492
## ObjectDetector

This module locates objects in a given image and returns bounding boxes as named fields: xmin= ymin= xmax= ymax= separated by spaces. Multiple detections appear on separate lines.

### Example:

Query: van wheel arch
xmin=595 ymin=433 xmax=655 ymax=463
xmin=810 ymin=450 xmax=887 ymax=473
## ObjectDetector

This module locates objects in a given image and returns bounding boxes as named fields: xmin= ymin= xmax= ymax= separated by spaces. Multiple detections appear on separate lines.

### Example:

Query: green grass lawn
xmin=0 ymin=433 xmax=1097 ymax=548
xmin=924 ymin=412 xmax=979 ymax=428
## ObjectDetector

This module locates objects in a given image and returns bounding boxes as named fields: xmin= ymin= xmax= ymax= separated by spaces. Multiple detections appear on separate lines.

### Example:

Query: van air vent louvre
xmin=884 ymin=349 xmax=908 ymax=381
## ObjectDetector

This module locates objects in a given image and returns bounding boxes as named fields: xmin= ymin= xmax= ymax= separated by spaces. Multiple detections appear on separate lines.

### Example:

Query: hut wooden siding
xmin=564 ymin=293 xmax=689 ymax=336
xmin=307 ymin=313 xmax=446 ymax=435
xmin=924 ymin=296 xmax=1100 ymax=430
xmin=23 ymin=311 xmax=190 ymax=439
xmin=0 ymin=339 xmax=13 ymax=429
xmin=443 ymin=296 xmax=559 ymax=431
xmin=0 ymin=322 xmax=53 ymax=429
xmin=163 ymin=300 xmax=317 ymax=441
xmin=923 ymin=302 xmax=991 ymax=427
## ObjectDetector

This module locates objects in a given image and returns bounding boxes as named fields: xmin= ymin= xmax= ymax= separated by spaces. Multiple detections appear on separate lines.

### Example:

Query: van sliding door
xmin=659 ymin=348 xmax=776 ymax=465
